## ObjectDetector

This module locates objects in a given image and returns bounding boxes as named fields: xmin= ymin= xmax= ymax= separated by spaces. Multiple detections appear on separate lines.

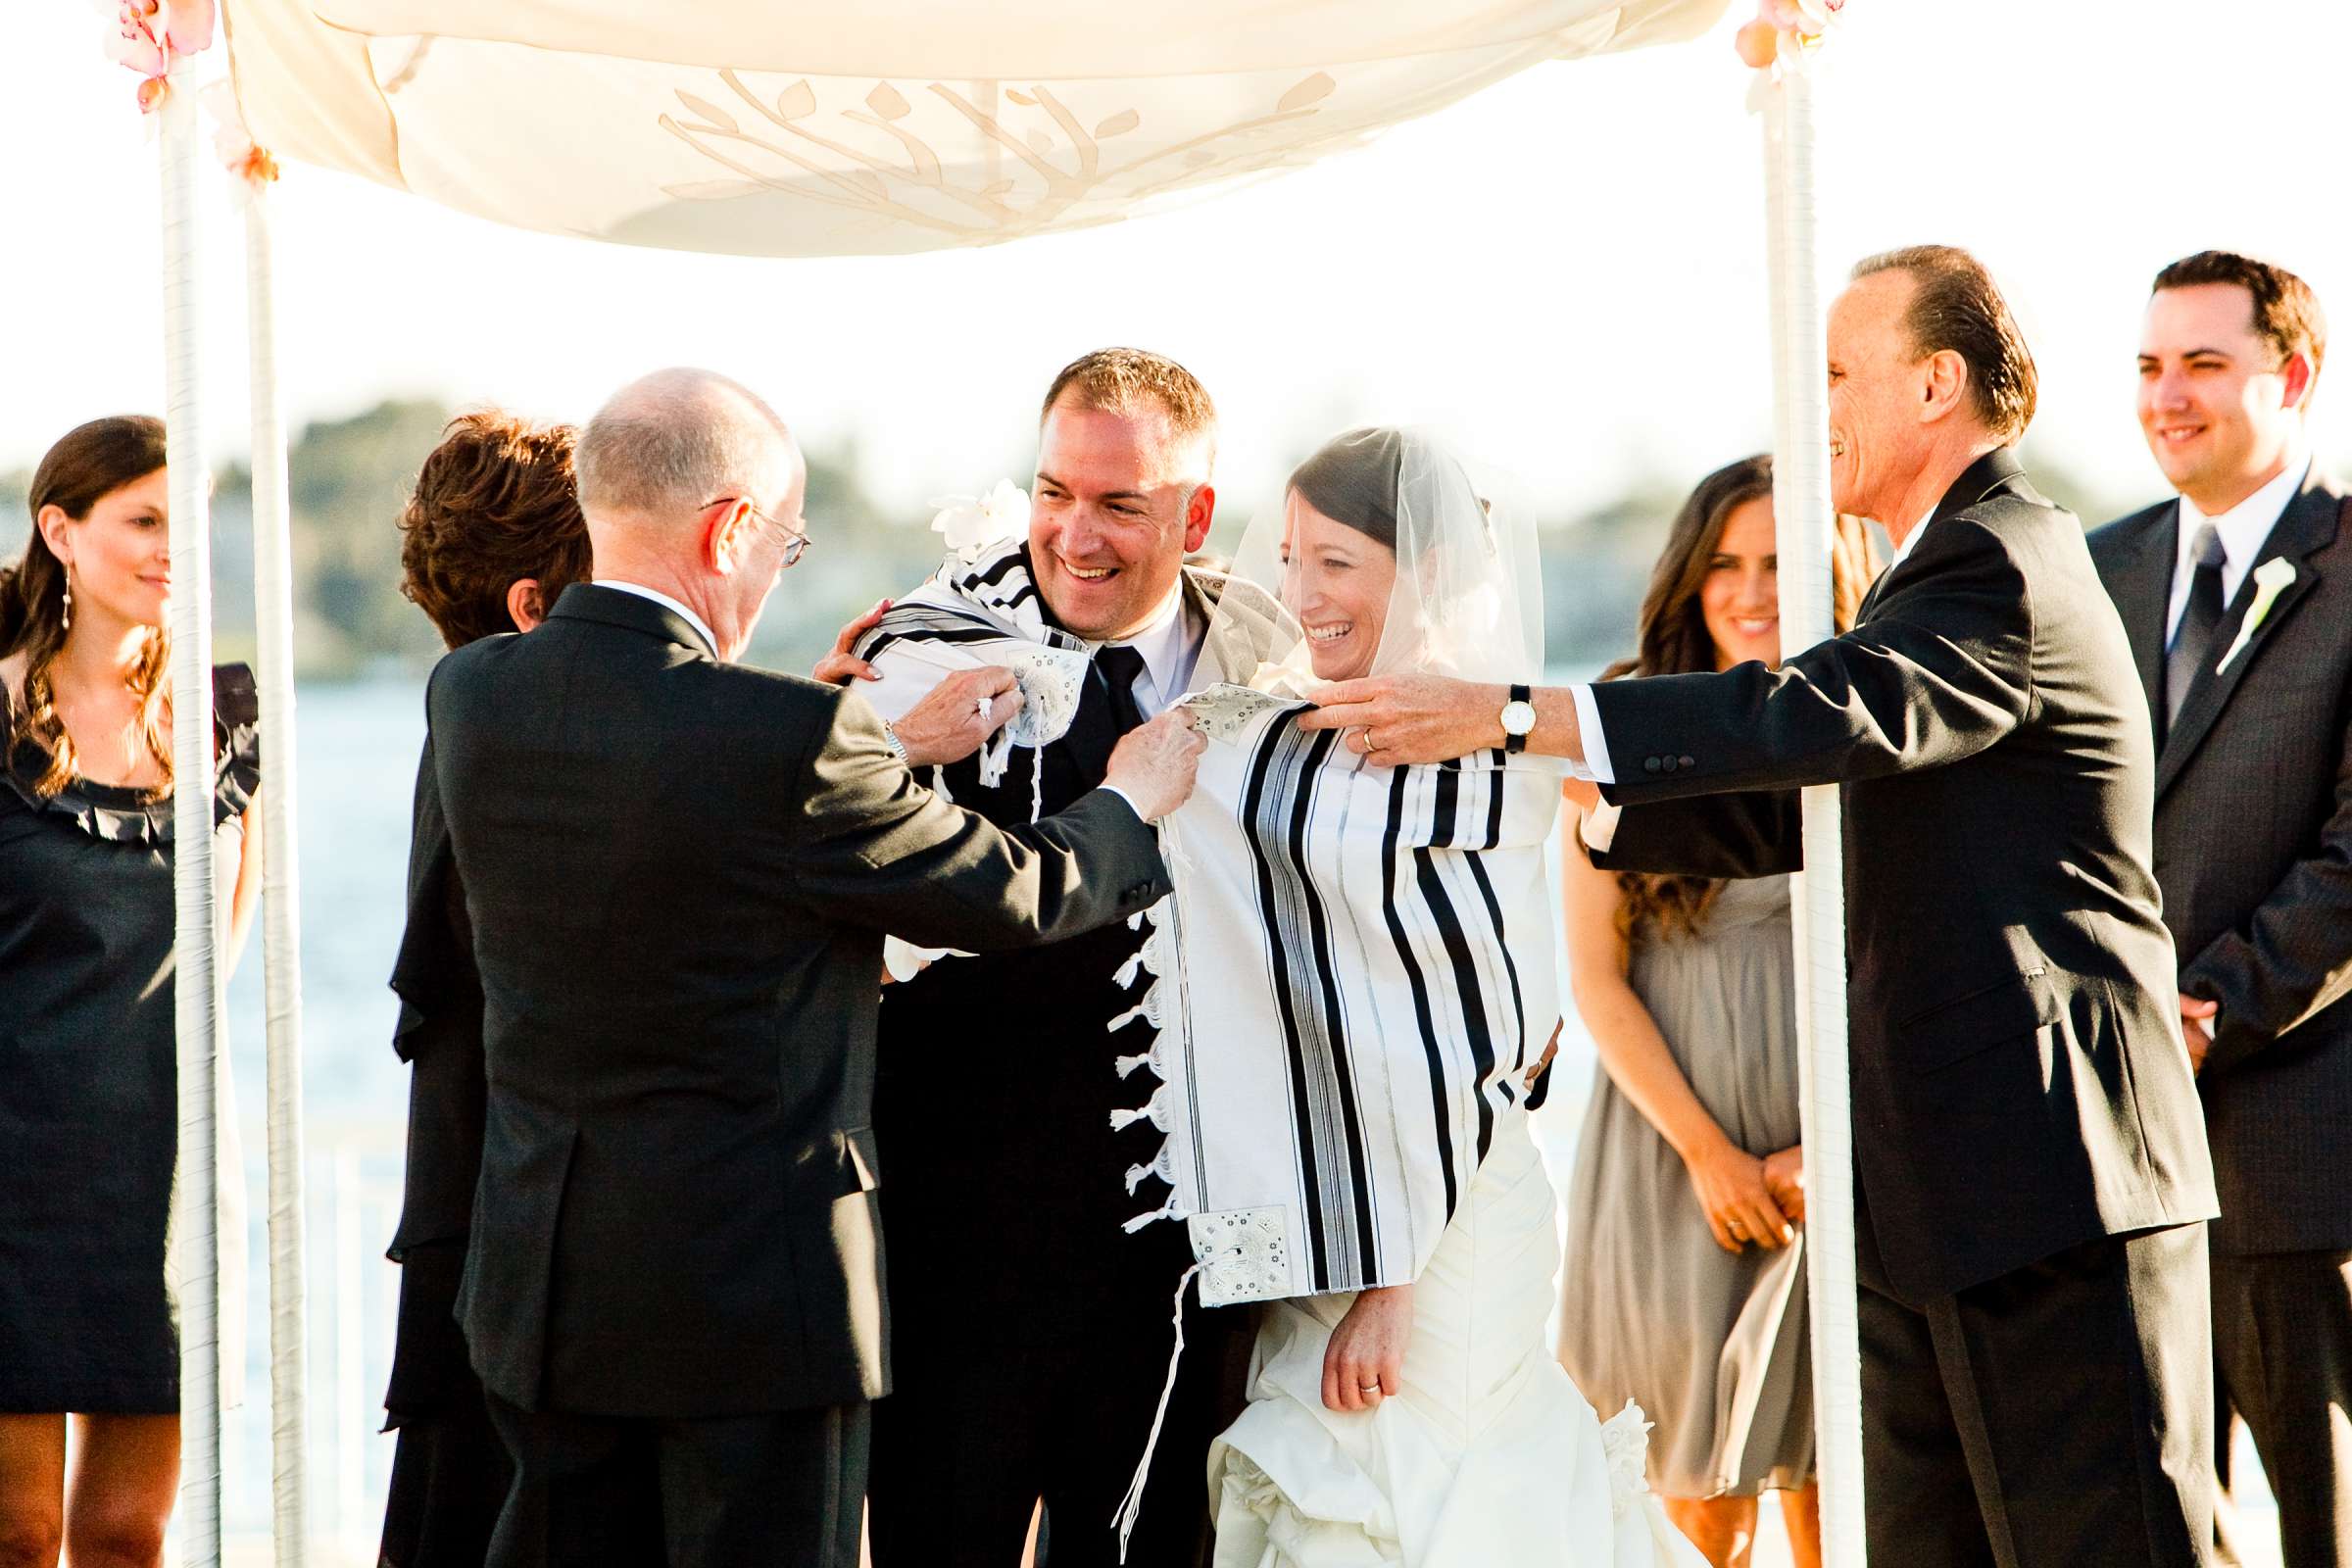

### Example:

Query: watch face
xmin=1500 ymin=700 xmax=1537 ymax=736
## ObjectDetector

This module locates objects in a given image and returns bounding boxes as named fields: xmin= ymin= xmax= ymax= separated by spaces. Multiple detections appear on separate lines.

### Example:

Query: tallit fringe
xmin=1110 ymin=891 xmax=1185 ymax=1231
xmin=1111 ymin=1261 xmax=1201 ymax=1562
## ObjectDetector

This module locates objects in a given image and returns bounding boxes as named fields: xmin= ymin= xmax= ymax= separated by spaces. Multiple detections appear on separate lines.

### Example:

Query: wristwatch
xmin=880 ymin=720 xmax=909 ymax=765
xmin=1498 ymin=684 xmax=1536 ymax=754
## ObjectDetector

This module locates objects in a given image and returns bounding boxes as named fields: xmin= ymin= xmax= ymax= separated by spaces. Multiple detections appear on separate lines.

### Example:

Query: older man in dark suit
xmin=423 ymin=368 xmax=1204 ymax=1568
xmin=1303 ymin=246 xmax=2219 ymax=1567
xmin=2090 ymin=251 xmax=2352 ymax=1568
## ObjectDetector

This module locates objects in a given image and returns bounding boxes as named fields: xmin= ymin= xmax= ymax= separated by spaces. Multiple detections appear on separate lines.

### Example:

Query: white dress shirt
xmin=592 ymin=578 xmax=719 ymax=659
xmin=2166 ymin=455 xmax=2308 ymax=640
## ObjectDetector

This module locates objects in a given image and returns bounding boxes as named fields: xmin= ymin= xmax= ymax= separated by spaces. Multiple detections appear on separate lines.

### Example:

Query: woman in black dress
xmin=378 ymin=411 xmax=612 ymax=1567
xmin=0 ymin=416 xmax=262 ymax=1568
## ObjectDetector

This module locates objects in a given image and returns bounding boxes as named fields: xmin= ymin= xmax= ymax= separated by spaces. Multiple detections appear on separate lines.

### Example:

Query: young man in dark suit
xmin=838 ymin=349 xmax=1250 ymax=1568
xmin=1301 ymin=247 xmax=2220 ymax=1567
xmin=2090 ymin=252 xmax=2352 ymax=1568
xmin=424 ymin=368 xmax=1205 ymax=1568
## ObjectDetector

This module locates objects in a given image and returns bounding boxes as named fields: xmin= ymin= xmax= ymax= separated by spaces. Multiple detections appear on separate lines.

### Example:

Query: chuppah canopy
xmin=140 ymin=1 xmax=1868 ymax=1561
xmin=220 ymin=0 xmax=1728 ymax=255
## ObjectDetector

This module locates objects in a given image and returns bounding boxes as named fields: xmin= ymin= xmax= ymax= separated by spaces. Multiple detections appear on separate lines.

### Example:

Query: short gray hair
xmin=576 ymin=368 xmax=793 ymax=521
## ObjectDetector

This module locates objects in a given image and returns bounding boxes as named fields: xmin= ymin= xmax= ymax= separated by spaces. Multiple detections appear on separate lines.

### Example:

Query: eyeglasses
xmin=706 ymin=497 xmax=813 ymax=568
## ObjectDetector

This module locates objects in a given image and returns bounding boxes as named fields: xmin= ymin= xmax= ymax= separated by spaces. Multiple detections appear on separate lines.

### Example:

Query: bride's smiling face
xmin=1281 ymin=494 xmax=1396 ymax=682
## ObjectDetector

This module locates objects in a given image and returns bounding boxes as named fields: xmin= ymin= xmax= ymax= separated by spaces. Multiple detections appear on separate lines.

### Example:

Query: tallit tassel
xmin=1123 ymin=1159 xmax=1152 ymax=1196
xmin=1111 ymin=1262 xmax=1202 ymax=1562
xmin=1029 ymin=745 xmax=1045 ymax=824
xmin=1120 ymin=1197 xmax=1186 ymax=1234
xmin=1113 ymin=1051 xmax=1152 ymax=1080
xmin=1108 ymin=1086 xmax=1170 ymax=1135
xmin=976 ymin=727 xmax=1014 ymax=789
xmin=1107 ymin=983 xmax=1163 ymax=1035
xmin=1113 ymin=948 xmax=1148 ymax=991
xmin=930 ymin=765 xmax=954 ymax=804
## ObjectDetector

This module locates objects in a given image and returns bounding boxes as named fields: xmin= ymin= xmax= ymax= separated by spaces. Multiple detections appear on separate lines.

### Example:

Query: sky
xmin=5 ymin=1 xmax=2348 ymax=519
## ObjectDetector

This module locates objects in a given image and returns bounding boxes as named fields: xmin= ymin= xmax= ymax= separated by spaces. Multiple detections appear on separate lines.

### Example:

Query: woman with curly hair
xmin=377 ymin=411 xmax=612 ymax=1567
xmin=1556 ymin=456 xmax=1877 ymax=1568
xmin=0 ymin=416 xmax=262 ymax=1568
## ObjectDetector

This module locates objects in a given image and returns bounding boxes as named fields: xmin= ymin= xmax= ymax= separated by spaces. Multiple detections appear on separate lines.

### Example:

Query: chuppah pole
xmin=159 ymin=74 xmax=224 ymax=1568
xmin=1757 ymin=42 xmax=1869 ymax=1568
xmin=241 ymin=169 xmax=313 ymax=1568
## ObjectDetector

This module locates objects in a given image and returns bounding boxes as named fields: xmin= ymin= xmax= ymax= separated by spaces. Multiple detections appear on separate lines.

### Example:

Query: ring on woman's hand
xmin=1727 ymin=1220 xmax=1745 ymax=1238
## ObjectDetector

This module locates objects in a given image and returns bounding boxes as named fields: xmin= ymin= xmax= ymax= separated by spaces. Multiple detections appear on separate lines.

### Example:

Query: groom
xmin=838 ymin=349 xmax=1250 ymax=1568
xmin=1303 ymin=248 xmax=2220 ymax=1566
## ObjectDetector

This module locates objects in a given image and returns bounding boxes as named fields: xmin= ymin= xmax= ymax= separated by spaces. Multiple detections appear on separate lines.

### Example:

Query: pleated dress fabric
xmin=1207 ymin=1109 xmax=1706 ymax=1567
xmin=1557 ymin=873 xmax=1814 ymax=1500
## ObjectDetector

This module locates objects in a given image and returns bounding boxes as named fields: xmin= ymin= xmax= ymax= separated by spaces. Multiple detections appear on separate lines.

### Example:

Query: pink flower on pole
xmin=1737 ymin=0 xmax=1846 ymax=68
xmin=95 ymin=0 xmax=217 ymax=111
xmin=201 ymin=78 xmax=280 ymax=192
xmin=164 ymin=0 xmax=215 ymax=57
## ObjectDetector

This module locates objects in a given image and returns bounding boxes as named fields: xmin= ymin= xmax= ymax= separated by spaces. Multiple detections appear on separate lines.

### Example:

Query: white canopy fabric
xmin=221 ymin=0 xmax=1727 ymax=256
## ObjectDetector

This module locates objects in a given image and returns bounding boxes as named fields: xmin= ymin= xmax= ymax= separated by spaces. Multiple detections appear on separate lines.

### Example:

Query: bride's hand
xmin=1322 ymin=1283 xmax=1412 ymax=1414
xmin=1685 ymin=1136 xmax=1794 ymax=1254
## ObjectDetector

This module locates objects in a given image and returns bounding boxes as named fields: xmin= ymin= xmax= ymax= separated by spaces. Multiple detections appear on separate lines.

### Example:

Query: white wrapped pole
xmin=159 ymin=77 xmax=224 ymax=1568
xmin=1759 ymin=51 xmax=1868 ymax=1567
xmin=244 ymin=176 xmax=314 ymax=1565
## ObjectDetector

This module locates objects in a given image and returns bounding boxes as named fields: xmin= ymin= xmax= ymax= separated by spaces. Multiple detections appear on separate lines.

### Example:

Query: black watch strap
xmin=1504 ymin=683 xmax=1531 ymax=755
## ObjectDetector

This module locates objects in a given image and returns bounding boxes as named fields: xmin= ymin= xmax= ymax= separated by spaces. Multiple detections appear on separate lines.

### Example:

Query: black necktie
xmin=2164 ymin=519 xmax=2227 ymax=735
xmin=1063 ymin=643 xmax=1149 ymax=781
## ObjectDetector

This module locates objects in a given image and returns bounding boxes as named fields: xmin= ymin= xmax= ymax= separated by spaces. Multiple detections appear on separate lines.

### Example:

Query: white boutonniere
xmin=2216 ymin=557 xmax=2298 ymax=674
xmin=929 ymin=479 xmax=1030 ymax=564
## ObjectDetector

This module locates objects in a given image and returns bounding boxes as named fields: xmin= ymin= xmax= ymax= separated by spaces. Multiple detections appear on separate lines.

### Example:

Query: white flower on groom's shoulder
xmin=2217 ymin=556 xmax=2298 ymax=674
xmin=929 ymin=479 xmax=1031 ymax=564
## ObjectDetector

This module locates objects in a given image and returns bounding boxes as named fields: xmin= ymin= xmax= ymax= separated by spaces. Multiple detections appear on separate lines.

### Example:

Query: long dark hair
xmin=1 ymin=416 xmax=172 ymax=797
xmin=1607 ymin=454 xmax=1876 ymax=943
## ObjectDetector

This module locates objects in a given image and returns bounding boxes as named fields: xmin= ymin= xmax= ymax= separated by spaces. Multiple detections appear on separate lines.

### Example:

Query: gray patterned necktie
xmin=2164 ymin=519 xmax=2228 ymax=734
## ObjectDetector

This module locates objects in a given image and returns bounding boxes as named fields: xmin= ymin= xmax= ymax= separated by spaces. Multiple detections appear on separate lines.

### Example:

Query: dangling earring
xmin=60 ymin=566 xmax=73 ymax=633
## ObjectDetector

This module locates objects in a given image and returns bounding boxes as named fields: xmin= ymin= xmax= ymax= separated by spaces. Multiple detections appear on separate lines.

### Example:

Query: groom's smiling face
xmin=1031 ymin=398 xmax=1215 ymax=641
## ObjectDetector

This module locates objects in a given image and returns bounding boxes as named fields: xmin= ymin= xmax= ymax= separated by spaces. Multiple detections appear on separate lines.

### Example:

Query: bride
xmin=1120 ymin=427 xmax=1705 ymax=1567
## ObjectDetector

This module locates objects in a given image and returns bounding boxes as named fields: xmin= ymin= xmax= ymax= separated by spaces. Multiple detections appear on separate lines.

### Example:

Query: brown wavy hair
xmin=1605 ymin=455 xmax=1877 ymax=944
xmin=398 ymin=412 xmax=592 ymax=650
xmin=1 ymin=416 xmax=172 ymax=799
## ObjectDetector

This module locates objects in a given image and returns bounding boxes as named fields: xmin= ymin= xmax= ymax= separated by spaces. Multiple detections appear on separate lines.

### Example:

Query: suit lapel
xmin=2155 ymin=480 xmax=2344 ymax=798
xmin=2109 ymin=508 xmax=2178 ymax=741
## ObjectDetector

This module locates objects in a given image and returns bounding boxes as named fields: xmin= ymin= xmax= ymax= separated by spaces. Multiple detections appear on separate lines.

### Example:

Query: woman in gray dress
xmin=1554 ymin=455 xmax=1875 ymax=1568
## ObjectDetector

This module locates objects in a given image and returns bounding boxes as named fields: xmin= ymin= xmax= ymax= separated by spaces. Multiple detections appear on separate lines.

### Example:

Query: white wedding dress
xmin=1207 ymin=1109 xmax=1705 ymax=1568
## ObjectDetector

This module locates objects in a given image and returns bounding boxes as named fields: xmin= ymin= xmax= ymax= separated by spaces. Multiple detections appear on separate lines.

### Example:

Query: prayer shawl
xmin=1130 ymin=688 xmax=1562 ymax=1306
xmin=851 ymin=537 xmax=1559 ymax=1310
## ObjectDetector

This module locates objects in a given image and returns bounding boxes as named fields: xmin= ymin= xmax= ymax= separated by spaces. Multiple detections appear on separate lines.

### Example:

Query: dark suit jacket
xmin=1591 ymin=448 xmax=2218 ymax=1303
xmin=426 ymin=584 xmax=1170 ymax=1419
xmin=381 ymin=744 xmax=490 ymax=1419
xmin=874 ymin=566 xmax=1221 ymax=1339
xmin=2089 ymin=469 xmax=2352 ymax=1255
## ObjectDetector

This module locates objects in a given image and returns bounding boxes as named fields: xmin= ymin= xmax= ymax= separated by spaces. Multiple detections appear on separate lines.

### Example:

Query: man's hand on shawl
xmin=1102 ymin=710 xmax=1205 ymax=822
xmin=1298 ymin=674 xmax=1500 ymax=764
xmin=892 ymin=666 xmax=1023 ymax=767
xmin=812 ymin=598 xmax=891 ymax=686
xmin=1323 ymin=1283 xmax=1412 ymax=1413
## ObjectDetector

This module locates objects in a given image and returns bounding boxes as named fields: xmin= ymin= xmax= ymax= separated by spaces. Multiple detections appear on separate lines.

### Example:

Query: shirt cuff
xmin=1100 ymin=784 xmax=1149 ymax=824
xmin=1570 ymin=684 xmax=1615 ymax=784
xmin=1580 ymin=799 xmax=1624 ymax=854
